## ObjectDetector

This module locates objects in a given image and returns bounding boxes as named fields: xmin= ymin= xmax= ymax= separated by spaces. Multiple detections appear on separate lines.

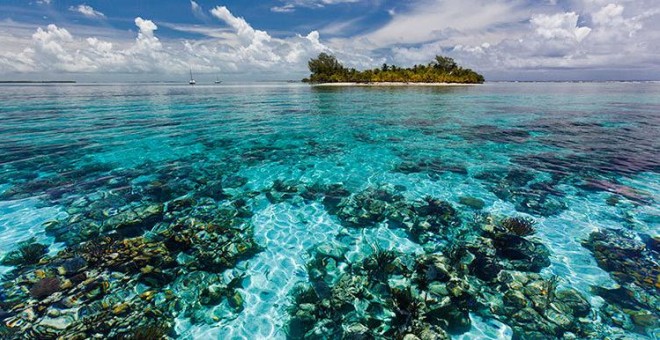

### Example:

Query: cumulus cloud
xmin=338 ymin=0 xmax=660 ymax=79
xmin=2 ymin=1 xmax=660 ymax=80
xmin=531 ymin=12 xmax=591 ymax=42
xmin=69 ymin=5 xmax=105 ymax=19
xmin=0 ymin=6 xmax=340 ymax=78
xmin=208 ymin=6 xmax=334 ymax=68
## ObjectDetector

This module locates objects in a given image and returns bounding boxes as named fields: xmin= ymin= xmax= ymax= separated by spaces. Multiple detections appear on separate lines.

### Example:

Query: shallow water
xmin=0 ymin=82 xmax=658 ymax=339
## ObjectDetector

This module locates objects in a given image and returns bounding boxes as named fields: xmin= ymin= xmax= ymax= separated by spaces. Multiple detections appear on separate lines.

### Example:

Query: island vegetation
xmin=303 ymin=53 xmax=484 ymax=84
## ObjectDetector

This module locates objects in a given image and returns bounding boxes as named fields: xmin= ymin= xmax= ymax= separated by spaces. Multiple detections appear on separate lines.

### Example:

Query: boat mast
xmin=189 ymin=68 xmax=196 ymax=85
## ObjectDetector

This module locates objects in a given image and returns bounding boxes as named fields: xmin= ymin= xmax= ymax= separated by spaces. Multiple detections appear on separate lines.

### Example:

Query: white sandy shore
xmin=311 ymin=82 xmax=480 ymax=87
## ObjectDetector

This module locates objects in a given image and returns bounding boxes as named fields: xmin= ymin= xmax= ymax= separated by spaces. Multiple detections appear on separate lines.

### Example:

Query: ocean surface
xmin=0 ymin=82 xmax=658 ymax=339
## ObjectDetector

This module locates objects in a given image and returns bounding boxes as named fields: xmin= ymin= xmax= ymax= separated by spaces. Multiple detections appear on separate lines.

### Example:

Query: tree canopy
xmin=303 ymin=54 xmax=484 ymax=84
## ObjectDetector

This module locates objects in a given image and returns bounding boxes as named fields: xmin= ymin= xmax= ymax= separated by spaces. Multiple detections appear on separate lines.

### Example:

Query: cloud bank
xmin=0 ymin=0 xmax=659 ymax=80
xmin=0 ymin=6 xmax=337 ymax=79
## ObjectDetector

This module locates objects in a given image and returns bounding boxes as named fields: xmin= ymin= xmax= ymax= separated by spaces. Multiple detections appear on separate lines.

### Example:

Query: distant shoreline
xmin=311 ymin=82 xmax=479 ymax=87
xmin=0 ymin=81 xmax=76 ymax=84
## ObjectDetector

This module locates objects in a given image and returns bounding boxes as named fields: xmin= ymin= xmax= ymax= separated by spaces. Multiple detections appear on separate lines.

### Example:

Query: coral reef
xmin=500 ymin=216 xmax=536 ymax=237
xmin=475 ymin=168 xmax=567 ymax=217
xmin=1 ymin=240 xmax=48 ymax=266
xmin=0 ymin=194 xmax=260 ymax=339
xmin=583 ymin=228 xmax=660 ymax=337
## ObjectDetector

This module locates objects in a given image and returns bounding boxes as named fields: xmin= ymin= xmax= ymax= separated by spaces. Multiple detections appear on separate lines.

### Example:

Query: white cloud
xmin=271 ymin=0 xmax=359 ymax=12
xmin=531 ymin=12 xmax=591 ymax=42
xmin=271 ymin=4 xmax=296 ymax=13
xmin=208 ymin=6 xmax=331 ymax=68
xmin=0 ymin=7 xmax=340 ymax=79
xmin=190 ymin=0 xmax=202 ymax=14
xmin=356 ymin=0 xmax=530 ymax=48
xmin=592 ymin=3 xmax=623 ymax=25
xmin=190 ymin=1 xmax=209 ymax=21
xmin=328 ymin=0 xmax=660 ymax=79
xmin=69 ymin=4 xmax=105 ymax=19
xmin=36 ymin=0 xmax=52 ymax=5
xmin=2 ymin=1 xmax=660 ymax=80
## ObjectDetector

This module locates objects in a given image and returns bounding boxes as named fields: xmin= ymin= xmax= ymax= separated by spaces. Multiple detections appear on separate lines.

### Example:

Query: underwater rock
xmin=1 ymin=241 xmax=48 ymax=266
xmin=515 ymin=192 xmax=567 ymax=217
xmin=45 ymin=189 xmax=165 ymax=245
xmin=228 ymin=291 xmax=244 ymax=312
xmin=388 ymin=197 xmax=463 ymax=249
xmin=56 ymin=257 xmax=87 ymax=275
xmin=77 ymin=236 xmax=177 ymax=285
xmin=29 ymin=277 xmax=61 ymax=299
xmin=344 ymin=322 xmax=369 ymax=338
xmin=265 ymin=179 xmax=302 ymax=204
xmin=0 ymin=217 xmax=256 ymax=339
xmin=641 ymin=233 xmax=660 ymax=253
xmin=160 ymin=213 xmax=261 ymax=273
xmin=583 ymin=228 xmax=659 ymax=293
xmin=457 ymin=237 xmax=502 ymax=281
xmin=459 ymin=232 xmax=550 ymax=280
xmin=491 ymin=233 xmax=551 ymax=273
xmin=392 ymin=158 xmax=468 ymax=177
xmin=484 ymin=216 xmax=551 ymax=273
xmin=166 ymin=196 xmax=196 ymax=211
xmin=484 ymin=272 xmax=593 ymax=339
xmin=592 ymin=285 xmax=660 ymax=335
xmin=477 ymin=168 xmax=567 ymax=217
xmin=299 ymin=183 xmax=351 ymax=214
xmin=336 ymin=185 xmax=408 ymax=227
xmin=222 ymin=175 xmax=248 ymax=189
xmin=458 ymin=196 xmax=485 ymax=210
xmin=289 ymin=249 xmax=477 ymax=339
xmin=314 ymin=243 xmax=348 ymax=261
xmin=199 ymin=284 xmax=226 ymax=306
xmin=103 ymin=203 xmax=164 ymax=234
xmin=169 ymin=270 xmax=248 ymax=325
xmin=605 ymin=195 xmax=620 ymax=206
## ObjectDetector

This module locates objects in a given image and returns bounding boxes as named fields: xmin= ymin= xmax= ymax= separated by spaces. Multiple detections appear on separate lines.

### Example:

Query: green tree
xmin=433 ymin=56 xmax=457 ymax=73
xmin=308 ymin=53 xmax=345 ymax=82
xmin=304 ymin=53 xmax=483 ymax=84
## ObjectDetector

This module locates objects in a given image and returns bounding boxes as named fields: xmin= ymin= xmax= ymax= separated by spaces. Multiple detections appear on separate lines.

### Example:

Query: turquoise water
xmin=0 ymin=82 xmax=658 ymax=339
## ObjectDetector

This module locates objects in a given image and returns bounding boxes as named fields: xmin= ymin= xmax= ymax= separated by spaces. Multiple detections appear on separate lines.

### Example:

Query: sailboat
xmin=189 ymin=69 xmax=196 ymax=85
xmin=214 ymin=74 xmax=222 ymax=84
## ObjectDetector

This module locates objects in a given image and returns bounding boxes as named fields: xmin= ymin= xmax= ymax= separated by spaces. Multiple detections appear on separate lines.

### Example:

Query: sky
xmin=0 ymin=0 xmax=659 ymax=81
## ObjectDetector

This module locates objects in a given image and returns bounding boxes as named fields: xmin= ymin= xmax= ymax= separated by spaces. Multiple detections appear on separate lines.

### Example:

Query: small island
xmin=303 ymin=53 xmax=484 ymax=85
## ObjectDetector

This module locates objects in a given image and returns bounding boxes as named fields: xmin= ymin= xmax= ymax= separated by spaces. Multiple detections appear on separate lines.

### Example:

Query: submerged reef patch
xmin=583 ymin=228 xmax=660 ymax=337
xmin=0 ymin=197 xmax=260 ymax=339
xmin=475 ymin=168 xmax=567 ymax=217
xmin=0 ymin=86 xmax=658 ymax=339
xmin=288 ymin=212 xmax=598 ymax=339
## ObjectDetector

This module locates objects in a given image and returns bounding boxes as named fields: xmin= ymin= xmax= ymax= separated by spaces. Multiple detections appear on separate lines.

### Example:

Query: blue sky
xmin=1 ymin=0 xmax=659 ymax=81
